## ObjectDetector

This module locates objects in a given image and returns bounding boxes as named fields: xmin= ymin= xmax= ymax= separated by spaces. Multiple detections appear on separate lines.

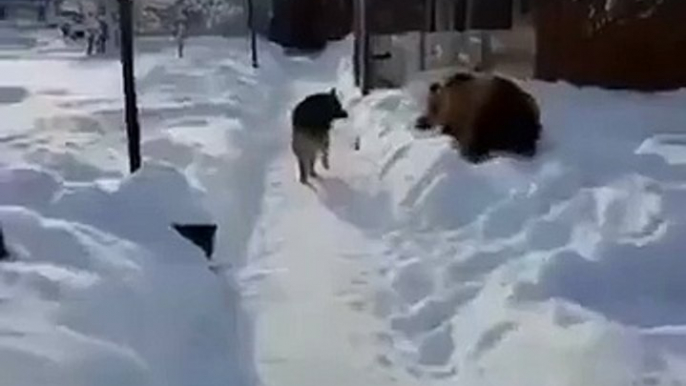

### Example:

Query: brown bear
xmin=415 ymin=71 xmax=542 ymax=163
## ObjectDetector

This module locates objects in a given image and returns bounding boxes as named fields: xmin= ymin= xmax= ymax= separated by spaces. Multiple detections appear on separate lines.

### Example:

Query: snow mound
xmin=0 ymin=32 xmax=285 ymax=386
xmin=0 ymin=163 xmax=246 ymax=386
xmin=349 ymin=80 xmax=686 ymax=383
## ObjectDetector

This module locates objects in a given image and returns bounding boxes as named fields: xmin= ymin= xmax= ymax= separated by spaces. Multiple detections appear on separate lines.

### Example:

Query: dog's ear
xmin=330 ymin=87 xmax=336 ymax=96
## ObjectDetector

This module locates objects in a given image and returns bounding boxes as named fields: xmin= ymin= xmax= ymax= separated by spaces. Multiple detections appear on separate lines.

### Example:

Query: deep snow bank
xmin=0 ymin=32 xmax=317 ymax=386
xmin=347 ymin=79 xmax=686 ymax=384
xmin=0 ymin=163 xmax=248 ymax=386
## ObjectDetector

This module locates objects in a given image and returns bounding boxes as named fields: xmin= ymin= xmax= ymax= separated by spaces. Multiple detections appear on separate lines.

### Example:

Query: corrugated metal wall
xmin=534 ymin=0 xmax=686 ymax=91
xmin=365 ymin=0 xmax=513 ymax=34
xmin=268 ymin=0 xmax=352 ymax=48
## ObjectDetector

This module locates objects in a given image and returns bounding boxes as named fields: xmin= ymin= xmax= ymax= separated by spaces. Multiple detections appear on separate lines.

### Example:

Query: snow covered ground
xmin=351 ymin=80 xmax=686 ymax=385
xmin=2 ymin=25 xmax=686 ymax=386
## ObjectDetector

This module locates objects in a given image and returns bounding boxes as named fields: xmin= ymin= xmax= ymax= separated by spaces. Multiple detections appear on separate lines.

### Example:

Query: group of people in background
xmin=61 ymin=4 xmax=188 ymax=58
xmin=86 ymin=12 xmax=113 ymax=56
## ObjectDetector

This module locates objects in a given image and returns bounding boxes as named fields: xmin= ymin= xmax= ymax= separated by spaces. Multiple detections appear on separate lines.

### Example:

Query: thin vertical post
xmin=246 ymin=0 xmax=258 ymax=68
xmin=479 ymin=30 xmax=492 ymax=71
xmin=461 ymin=0 xmax=474 ymax=66
xmin=118 ymin=0 xmax=141 ymax=173
xmin=420 ymin=0 xmax=435 ymax=71
xmin=353 ymin=1 xmax=361 ymax=88
xmin=419 ymin=0 xmax=428 ymax=70
xmin=359 ymin=0 xmax=370 ymax=94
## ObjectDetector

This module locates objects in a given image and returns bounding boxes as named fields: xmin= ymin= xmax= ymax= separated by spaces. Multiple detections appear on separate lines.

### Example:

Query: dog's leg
xmin=309 ymin=154 xmax=318 ymax=178
xmin=321 ymin=134 xmax=330 ymax=170
xmin=297 ymin=157 xmax=309 ymax=184
xmin=300 ymin=138 xmax=318 ymax=178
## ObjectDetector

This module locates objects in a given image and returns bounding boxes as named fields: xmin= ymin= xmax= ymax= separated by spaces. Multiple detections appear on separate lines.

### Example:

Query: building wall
xmin=534 ymin=0 xmax=686 ymax=91
xmin=0 ymin=0 xmax=55 ymax=23
xmin=366 ymin=0 xmax=513 ymax=34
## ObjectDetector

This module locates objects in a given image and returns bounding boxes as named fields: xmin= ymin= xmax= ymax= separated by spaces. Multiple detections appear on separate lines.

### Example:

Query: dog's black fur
xmin=291 ymin=88 xmax=349 ymax=184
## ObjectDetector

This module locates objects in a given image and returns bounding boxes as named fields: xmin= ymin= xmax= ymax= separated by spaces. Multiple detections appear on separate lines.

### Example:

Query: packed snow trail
xmin=241 ymin=50 xmax=424 ymax=386
xmin=251 ymin=161 xmax=404 ymax=386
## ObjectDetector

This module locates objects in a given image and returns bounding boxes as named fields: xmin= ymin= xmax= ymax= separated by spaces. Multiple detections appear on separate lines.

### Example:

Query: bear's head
xmin=415 ymin=82 xmax=443 ymax=130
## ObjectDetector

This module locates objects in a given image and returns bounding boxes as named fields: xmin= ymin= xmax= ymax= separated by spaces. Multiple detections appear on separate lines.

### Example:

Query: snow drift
xmin=3 ymin=24 xmax=686 ymax=386
xmin=0 ymin=31 xmax=271 ymax=386
xmin=346 ymin=78 xmax=686 ymax=384
xmin=0 ymin=163 xmax=251 ymax=386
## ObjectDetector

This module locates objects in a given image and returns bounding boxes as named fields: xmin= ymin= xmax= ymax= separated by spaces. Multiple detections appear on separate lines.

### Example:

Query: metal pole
xmin=419 ymin=0 xmax=429 ymax=71
xmin=479 ymin=30 xmax=492 ymax=71
xmin=353 ymin=0 xmax=361 ymax=87
xmin=359 ymin=0 xmax=370 ymax=95
xmin=461 ymin=0 xmax=474 ymax=66
xmin=464 ymin=0 xmax=474 ymax=30
xmin=118 ymin=0 xmax=141 ymax=173
xmin=246 ymin=0 xmax=258 ymax=68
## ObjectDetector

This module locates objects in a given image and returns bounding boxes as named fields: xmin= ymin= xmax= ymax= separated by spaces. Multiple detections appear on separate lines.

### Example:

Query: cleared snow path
xmin=250 ymin=154 xmax=399 ymax=386
xmin=242 ymin=50 xmax=424 ymax=386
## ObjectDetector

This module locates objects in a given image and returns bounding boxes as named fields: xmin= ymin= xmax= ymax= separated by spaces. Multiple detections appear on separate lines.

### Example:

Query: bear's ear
xmin=330 ymin=87 xmax=337 ymax=96
xmin=429 ymin=83 xmax=440 ymax=93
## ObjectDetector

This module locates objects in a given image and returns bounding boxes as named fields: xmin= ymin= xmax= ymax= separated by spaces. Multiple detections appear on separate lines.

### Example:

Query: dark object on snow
xmin=172 ymin=223 xmax=218 ymax=260
xmin=0 ymin=225 xmax=8 ymax=261
xmin=268 ymin=0 xmax=352 ymax=52
xmin=415 ymin=71 xmax=541 ymax=163
xmin=291 ymin=88 xmax=349 ymax=184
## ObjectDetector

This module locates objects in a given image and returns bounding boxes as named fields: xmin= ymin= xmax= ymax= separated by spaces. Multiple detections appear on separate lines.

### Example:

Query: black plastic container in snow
xmin=0 ymin=225 xmax=8 ymax=261
xmin=172 ymin=223 xmax=218 ymax=261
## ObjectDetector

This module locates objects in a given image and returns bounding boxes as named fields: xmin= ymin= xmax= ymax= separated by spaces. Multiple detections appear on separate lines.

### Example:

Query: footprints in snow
xmin=468 ymin=321 xmax=518 ymax=360
xmin=375 ymin=169 xmax=672 ymax=378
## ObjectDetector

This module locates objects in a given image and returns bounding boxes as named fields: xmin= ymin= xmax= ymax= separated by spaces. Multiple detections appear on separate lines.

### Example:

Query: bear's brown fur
xmin=416 ymin=72 xmax=542 ymax=163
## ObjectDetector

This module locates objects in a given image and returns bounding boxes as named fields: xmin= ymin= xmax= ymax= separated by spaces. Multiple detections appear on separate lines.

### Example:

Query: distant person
xmin=85 ymin=13 xmax=99 ymax=55
xmin=60 ymin=22 xmax=71 ymax=39
xmin=112 ymin=12 xmax=120 ymax=49
xmin=97 ymin=15 xmax=109 ymax=54
xmin=174 ymin=16 xmax=188 ymax=58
